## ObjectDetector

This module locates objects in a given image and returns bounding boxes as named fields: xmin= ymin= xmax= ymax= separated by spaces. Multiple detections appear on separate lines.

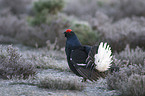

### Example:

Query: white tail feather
xmin=94 ymin=42 xmax=112 ymax=72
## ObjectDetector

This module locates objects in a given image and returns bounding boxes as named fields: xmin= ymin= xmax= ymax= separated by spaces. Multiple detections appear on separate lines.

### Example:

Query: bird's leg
xmin=82 ymin=78 xmax=87 ymax=82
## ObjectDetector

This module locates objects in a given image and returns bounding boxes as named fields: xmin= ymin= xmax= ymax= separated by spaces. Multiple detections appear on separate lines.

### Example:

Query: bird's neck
xmin=66 ymin=35 xmax=81 ymax=48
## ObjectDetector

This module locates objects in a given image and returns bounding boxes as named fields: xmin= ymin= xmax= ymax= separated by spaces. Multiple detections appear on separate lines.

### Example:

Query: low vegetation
xmin=0 ymin=0 xmax=144 ymax=95
xmin=0 ymin=45 xmax=36 ymax=79
xmin=38 ymin=74 xmax=84 ymax=90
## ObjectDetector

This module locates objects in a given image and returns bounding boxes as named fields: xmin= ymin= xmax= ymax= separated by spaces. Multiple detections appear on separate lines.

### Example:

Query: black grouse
xmin=64 ymin=29 xmax=118 ymax=81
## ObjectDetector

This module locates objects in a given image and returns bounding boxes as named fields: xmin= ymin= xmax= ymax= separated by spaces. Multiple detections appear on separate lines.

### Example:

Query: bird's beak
xmin=64 ymin=32 xmax=67 ymax=37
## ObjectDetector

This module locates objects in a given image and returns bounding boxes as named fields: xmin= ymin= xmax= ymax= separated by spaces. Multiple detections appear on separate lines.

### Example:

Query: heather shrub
xmin=120 ymin=74 xmax=145 ymax=96
xmin=107 ymin=63 xmax=145 ymax=96
xmin=0 ymin=45 xmax=36 ymax=79
xmin=0 ymin=14 xmax=41 ymax=46
xmin=98 ymin=17 xmax=145 ymax=52
xmin=63 ymin=0 xmax=107 ymax=18
xmin=0 ymin=14 xmax=69 ymax=48
xmin=0 ymin=14 xmax=33 ymax=45
xmin=64 ymin=0 xmax=145 ymax=21
xmin=115 ymin=45 xmax=145 ymax=66
xmin=27 ymin=17 xmax=69 ymax=48
xmin=0 ymin=15 xmax=24 ymax=38
xmin=70 ymin=21 xmax=101 ymax=45
xmin=105 ymin=0 xmax=145 ymax=20
xmin=83 ymin=11 xmax=112 ymax=30
xmin=0 ymin=0 xmax=32 ymax=15
xmin=0 ymin=12 xmax=102 ymax=48
xmin=64 ymin=1 xmax=145 ymax=50
xmin=39 ymin=16 xmax=69 ymax=49
xmin=38 ymin=74 xmax=84 ymax=90
xmin=24 ymin=17 xmax=69 ymax=48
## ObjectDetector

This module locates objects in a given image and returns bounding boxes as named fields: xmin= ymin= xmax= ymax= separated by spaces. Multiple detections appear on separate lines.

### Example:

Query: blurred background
xmin=0 ymin=0 xmax=144 ymax=52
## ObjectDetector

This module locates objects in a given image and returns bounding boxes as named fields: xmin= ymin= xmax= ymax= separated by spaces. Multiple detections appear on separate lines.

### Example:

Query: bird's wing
xmin=69 ymin=46 xmax=105 ymax=81
xmin=85 ymin=45 xmax=98 ymax=68
xmin=70 ymin=58 xmax=105 ymax=81
xmin=83 ymin=45 xmax=91 ymax=54
xmin=70 ymin=47 xmax=88 ymax=67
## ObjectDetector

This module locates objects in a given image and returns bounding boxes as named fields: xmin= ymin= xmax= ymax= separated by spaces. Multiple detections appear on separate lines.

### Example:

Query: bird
xmin=64 ymin=29 xmax=118 ymax=82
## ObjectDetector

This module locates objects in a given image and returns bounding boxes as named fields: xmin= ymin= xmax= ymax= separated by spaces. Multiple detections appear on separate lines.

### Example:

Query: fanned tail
xmin=84 ymin=42 xmax=113 ymax=81
xmin=94 ymin=42 xmax=112 ymax=72
xmin=86 ymin=42 xmax=112 ymax=72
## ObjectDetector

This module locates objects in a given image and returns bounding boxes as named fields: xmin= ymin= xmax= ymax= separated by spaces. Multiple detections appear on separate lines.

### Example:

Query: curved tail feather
xmin=76 ymin=67 xmax=106 ymax=81
xmin=94 ymin=42 xmax=112 ymax=72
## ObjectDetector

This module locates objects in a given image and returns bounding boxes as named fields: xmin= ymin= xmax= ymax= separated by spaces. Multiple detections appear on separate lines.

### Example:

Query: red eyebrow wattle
xmin=66 ymin=29 xmax=72 ymax=33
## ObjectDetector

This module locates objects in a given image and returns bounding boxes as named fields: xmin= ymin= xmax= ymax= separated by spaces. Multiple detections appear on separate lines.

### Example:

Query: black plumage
xmin=64 ymin=29 xmax=118 ymax=81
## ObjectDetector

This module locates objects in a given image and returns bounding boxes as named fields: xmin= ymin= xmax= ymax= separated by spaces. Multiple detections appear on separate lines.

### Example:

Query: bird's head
xmin=64 ymin=29 xmax=75 ymax=38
